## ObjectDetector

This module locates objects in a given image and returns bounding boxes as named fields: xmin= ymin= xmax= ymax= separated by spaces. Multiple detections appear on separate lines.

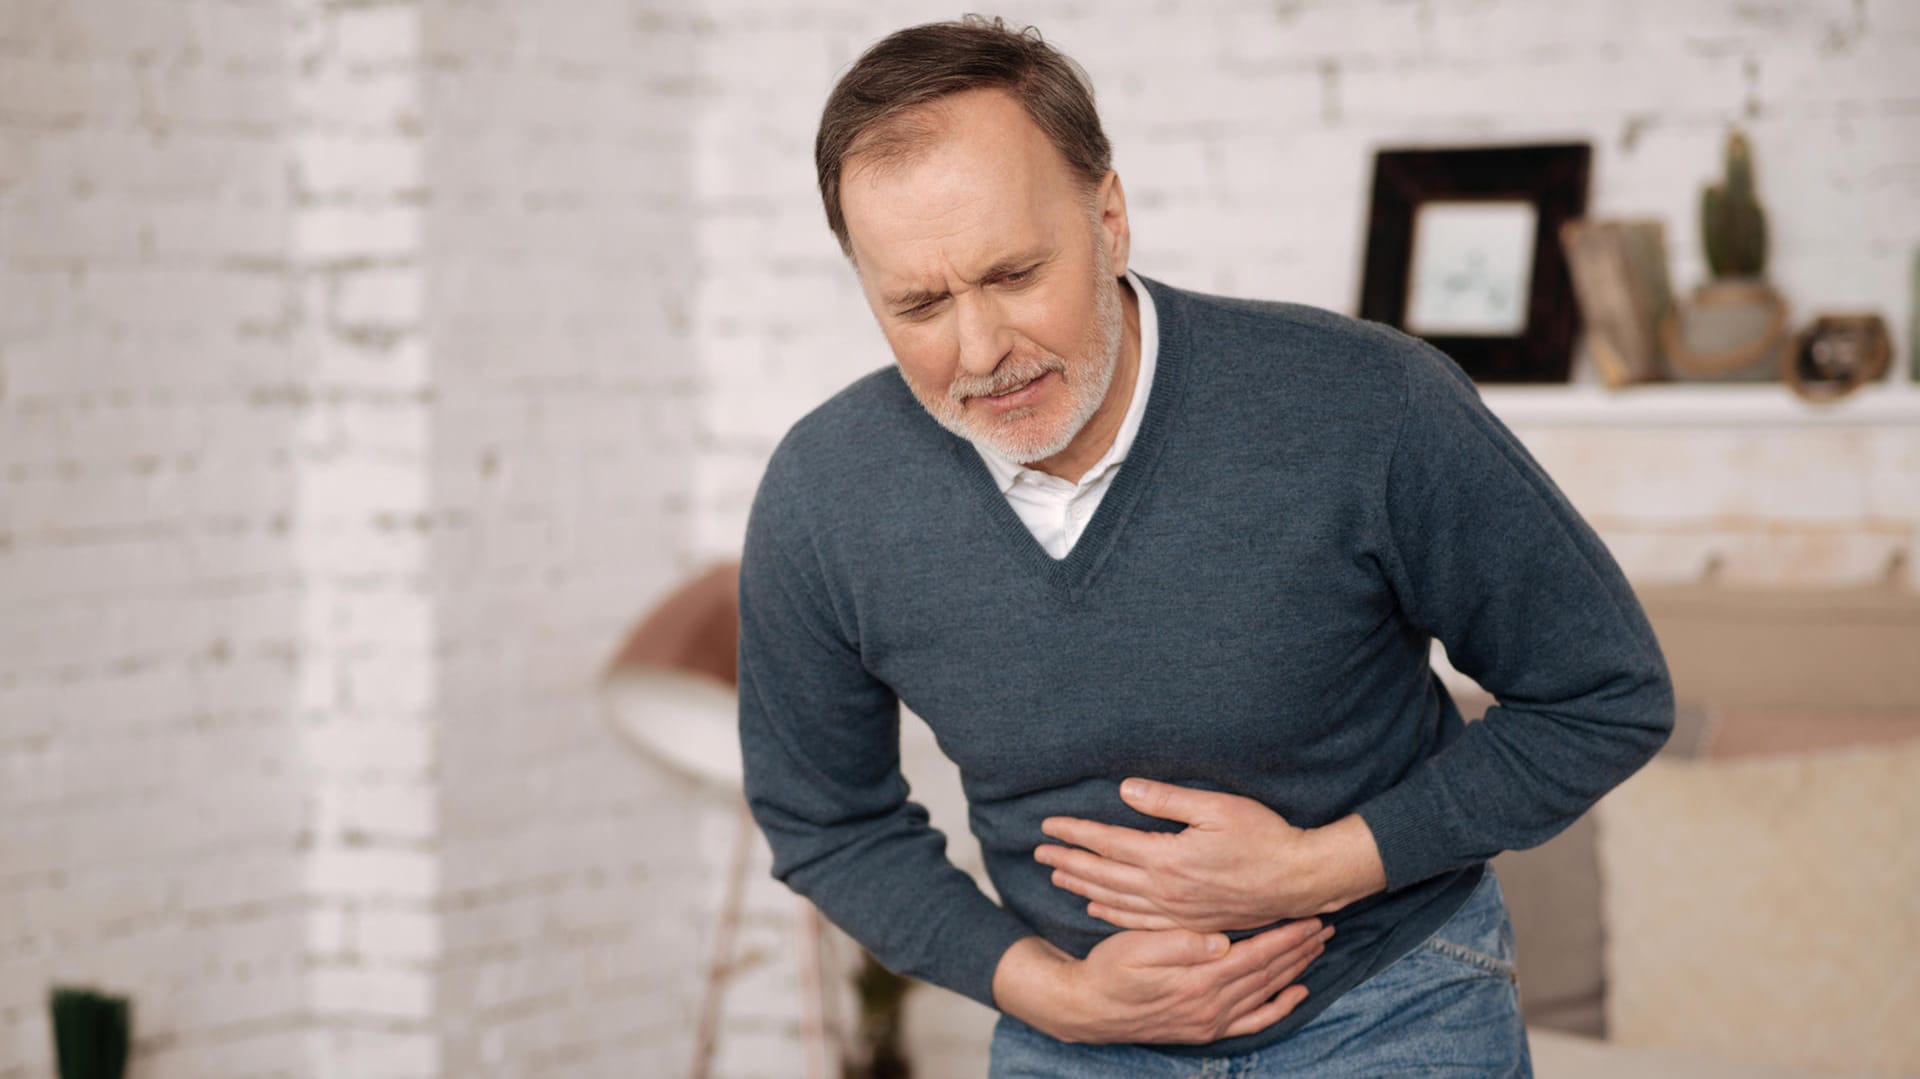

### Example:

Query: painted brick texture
xmin=2 ymin=0 xmax=315 ymax=1074
xmin=3 ymin=1 xmax=1916 ymax=1078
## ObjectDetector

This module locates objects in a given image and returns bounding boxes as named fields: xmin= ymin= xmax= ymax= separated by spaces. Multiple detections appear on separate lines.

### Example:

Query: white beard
xmin=904 ymin=250 xmax=1126 ymax=465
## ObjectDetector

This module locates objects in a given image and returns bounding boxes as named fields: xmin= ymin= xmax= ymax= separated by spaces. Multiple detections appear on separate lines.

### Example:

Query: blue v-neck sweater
xmin=737 ymin=275 xmax=1673 ymax=1055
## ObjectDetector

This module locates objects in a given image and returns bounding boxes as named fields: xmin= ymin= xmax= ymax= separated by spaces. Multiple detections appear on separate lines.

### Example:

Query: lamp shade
xmin=602 ymin=563 xmax=745 ymax=791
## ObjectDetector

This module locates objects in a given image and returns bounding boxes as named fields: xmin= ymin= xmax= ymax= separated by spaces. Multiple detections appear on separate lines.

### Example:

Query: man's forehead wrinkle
xmin=841 ymin=87 xmax=1076 ymax=308
xmin=850 ymin=174 xmax=1037 ymax=304
xmin=854 ymin=197 xmax=996 ymax=297
xmin=870 ymin=213 xmax=1056 ymax=308
xmin=875 ymin=244 xmax=994 ymax=307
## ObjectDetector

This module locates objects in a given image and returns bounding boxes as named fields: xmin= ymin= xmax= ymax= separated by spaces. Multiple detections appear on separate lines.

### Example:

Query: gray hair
xmin=814 ymin=15 xmax=1113 ymax=257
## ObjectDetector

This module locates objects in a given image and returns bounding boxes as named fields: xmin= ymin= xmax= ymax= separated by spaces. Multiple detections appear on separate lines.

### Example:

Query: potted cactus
xmin=1658 ymin=129 xmax=1791 ymax=380
xmin=49 ymin=987 xmax=130 ymax=1079
xmin=842 ymin=954 xmax=915 ymax=1079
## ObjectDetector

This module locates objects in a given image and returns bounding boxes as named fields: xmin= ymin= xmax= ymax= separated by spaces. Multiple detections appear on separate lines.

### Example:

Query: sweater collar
xmin=943 ymin=270 xmax=1192 ymax=596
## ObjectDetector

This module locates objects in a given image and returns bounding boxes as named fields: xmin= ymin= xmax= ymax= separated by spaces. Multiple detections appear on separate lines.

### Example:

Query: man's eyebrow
xmin=884 ymin=284 xmax=948 ymax=309
xmin=881 ymin=251 xmax=1050 ymax=309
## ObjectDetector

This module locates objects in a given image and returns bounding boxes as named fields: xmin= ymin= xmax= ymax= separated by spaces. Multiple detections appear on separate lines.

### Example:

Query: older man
xmin=737 ymin=16 xmax=1672 ymax=1075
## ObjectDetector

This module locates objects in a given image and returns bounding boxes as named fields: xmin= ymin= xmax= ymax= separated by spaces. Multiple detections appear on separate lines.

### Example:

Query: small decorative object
xmin=1909 ymin=245 xmax=1919 ymax=382
xmin=1359 ymin=143 xmax=1592 ymax=383
xmin=842 ymin=954 xmax=915 ymax=1079
xmin=1559 ymin=218 xmax=1676 ymax=388
xmin=49 ymin=986 xmax=130 ymax=1079
xmin=1659 ymin=129 xmax=1790 ymax=381
xmin=1783 ymin=313 xmax=1892 ymax=402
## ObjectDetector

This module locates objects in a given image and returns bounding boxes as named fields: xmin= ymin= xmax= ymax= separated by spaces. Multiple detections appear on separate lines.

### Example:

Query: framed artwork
xmin=1358 ymin=143 xmax=1592 ymax=383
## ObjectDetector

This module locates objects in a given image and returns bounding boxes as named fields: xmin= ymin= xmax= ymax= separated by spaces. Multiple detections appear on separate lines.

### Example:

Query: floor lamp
xmin=601 ymin=562 xmax=838 ymax=1079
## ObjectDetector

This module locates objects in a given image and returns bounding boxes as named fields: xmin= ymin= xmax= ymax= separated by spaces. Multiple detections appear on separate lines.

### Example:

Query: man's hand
xmin=990 ymin=918 xmax=1332 ymax=1045
xmin=1035 ymin=778 xmax=1389 ymax=932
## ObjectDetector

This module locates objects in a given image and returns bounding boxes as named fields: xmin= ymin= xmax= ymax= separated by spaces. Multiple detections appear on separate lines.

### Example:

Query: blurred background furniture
xmin=601 ymin=563 xmax=841 ymax=1079
xmin=1449 ymin=582 xmax=1920 ymax=1078
xmin=606 ymin=566 xmax=1920 ymax=1078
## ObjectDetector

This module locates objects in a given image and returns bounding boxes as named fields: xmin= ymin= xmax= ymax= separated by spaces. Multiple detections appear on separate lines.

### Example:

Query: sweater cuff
xmin=1352 ymin=773 xmax=1466 ymax=893
xmin=946 ymin=904 xmax=1043 ymax=1011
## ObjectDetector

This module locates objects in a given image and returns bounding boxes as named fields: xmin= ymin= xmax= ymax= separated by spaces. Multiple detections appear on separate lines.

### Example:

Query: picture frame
xmin=1358 ymin=143 xmax=1592 ymax=383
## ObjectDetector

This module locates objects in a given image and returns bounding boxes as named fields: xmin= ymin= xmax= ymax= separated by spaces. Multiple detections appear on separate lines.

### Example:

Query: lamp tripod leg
xmin=688 ymin=800 xmax=756 ymax=1079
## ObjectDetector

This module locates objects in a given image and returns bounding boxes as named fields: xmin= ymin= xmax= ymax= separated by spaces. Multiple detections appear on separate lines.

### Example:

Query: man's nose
xmin=954 ymin=292 xmax=1012 ymax=378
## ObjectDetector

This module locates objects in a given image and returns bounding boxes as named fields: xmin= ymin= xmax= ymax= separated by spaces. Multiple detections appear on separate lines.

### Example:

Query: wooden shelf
xmin=1479 ymin=378 xmax=1920 ymax=428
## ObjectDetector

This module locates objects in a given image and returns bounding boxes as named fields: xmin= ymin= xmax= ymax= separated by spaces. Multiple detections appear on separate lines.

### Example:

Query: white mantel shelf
xmin=1480 ymin=379 xmax=1920 ymax=428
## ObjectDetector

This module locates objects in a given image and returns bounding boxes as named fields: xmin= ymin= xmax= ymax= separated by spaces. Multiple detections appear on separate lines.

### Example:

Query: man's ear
xmin=1095 ymin=170 xmax=1131 ymax=278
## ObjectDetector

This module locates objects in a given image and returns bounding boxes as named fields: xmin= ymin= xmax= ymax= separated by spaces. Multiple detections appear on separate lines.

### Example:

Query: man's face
xmin=839 ymin=88 xmax=1131 ymax=467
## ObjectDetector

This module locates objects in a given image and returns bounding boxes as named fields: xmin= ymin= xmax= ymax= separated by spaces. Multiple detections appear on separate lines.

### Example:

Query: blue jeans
xmin=989 ymin=867 xmax=1532 ymax=1077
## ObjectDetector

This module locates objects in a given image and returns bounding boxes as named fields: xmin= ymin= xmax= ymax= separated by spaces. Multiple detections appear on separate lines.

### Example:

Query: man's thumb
xmin=1120 ymin=777 xmax=1208 ymax=825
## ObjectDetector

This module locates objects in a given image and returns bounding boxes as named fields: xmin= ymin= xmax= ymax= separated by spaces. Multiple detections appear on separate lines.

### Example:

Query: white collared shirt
xmin=973 ymin=269 xmax=1160 ymax=560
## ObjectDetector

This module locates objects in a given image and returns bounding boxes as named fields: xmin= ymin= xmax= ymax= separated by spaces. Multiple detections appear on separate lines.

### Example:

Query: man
xmin=737 ymin=16 xmax=1673 ymax=1074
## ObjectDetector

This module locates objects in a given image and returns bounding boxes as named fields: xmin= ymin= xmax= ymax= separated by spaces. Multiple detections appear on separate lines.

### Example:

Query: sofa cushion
xmin=1460 ymin=581 xmax=1920 ymax=1038
xmin=1481 ymin=699 xmax=1710 ymax=1037
xmin=1594 ymin=735 xmax=1920 ymax=1077
xmin=1700 ymin=704 xmax=1920 ymax=759
xmin=1633 ymin=583 xmax=1920 ymax=713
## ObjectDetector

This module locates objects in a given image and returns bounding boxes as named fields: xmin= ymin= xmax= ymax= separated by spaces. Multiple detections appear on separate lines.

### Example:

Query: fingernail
xmin=1206 ymin=934 xmax=1227 ymax=957
xmin=1320 ymin=925 xmax=1336 ymax=941
xmin=1122 ymin=779 xmax=1146 ymax=799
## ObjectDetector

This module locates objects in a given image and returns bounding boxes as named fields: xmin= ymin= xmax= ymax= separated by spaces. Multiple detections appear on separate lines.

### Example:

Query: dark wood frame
xmin=1358 ymin=143 xmax=1592 ymax=383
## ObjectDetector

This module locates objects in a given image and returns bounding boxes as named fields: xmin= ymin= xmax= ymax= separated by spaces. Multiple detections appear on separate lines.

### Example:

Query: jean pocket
xmin=1419 ymin=935 xmax=1518 ymax=982
xmin=1416 ymin=869 xmax=1519 ymax=983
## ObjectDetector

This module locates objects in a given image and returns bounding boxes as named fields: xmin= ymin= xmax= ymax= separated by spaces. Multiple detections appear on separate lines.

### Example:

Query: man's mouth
xmin=973 ymin=370 xmax=1052 ymax=412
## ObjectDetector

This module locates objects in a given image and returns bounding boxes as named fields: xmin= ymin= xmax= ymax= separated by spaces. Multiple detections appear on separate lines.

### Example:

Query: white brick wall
xmin=1 ymin=0 xmax=316 ymax=1074
xmin=414 ymin=0 xmax=707 ymax=1071
xmin=3 ymin=2 xmax=1915 ymax=1078
xmin=285 ymin=0 xmax=441 ymax=1074
xmin=2 ymin=0 xmax=702 ymax=1074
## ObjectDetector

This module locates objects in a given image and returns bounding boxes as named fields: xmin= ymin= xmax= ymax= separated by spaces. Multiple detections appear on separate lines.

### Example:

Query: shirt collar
xmin=976 ymin=268 xmax=1160 ymax=494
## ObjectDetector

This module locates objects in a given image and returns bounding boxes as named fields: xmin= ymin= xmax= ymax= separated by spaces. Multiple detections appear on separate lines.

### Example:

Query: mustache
xmin=949 ymin=356 xmax=1067 ymax=402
